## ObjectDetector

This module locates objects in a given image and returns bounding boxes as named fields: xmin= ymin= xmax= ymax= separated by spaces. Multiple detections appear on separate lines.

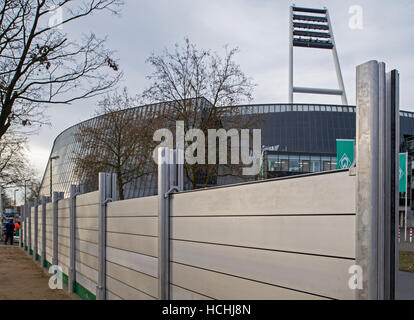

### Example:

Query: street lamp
xmin=14 ymin=189 xmax=19 ymax=206
xmin=23 ymin=179 xmax=30 ymax=203
xmin=49 ymin=155 xmax=60 ymax=198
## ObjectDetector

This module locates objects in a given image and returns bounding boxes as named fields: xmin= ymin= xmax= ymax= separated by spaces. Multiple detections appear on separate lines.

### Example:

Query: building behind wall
xmin=39 ymin=101 xmax=414 ymax=200
xmin=400 ymin=135 xmax=414 ymax=228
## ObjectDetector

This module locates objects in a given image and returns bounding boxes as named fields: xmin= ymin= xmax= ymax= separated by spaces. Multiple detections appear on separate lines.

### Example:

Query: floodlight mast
xmin=288 ymin=5 xmax=348 ymax=105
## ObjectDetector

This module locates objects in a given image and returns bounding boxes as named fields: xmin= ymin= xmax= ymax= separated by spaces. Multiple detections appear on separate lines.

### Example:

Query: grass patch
xmin=400 ymin=251 xmax=414 ymax=273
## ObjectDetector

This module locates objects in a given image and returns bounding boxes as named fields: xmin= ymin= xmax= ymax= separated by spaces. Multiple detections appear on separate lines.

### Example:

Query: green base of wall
xmin=74 ymin=282 xmax=96 ymax=300
xmin=62 ymin=273 xmax=68 ymax=286
xmin=29 ymin=249 xmax=33 ymax=255
xmin=24 ymin=246 xmax=27 ymax=251
xmin=43 ymin=260 xmax=52 ymax=269
xmin=41 ymin=259 xmax=95 ymax=300
xmin=35 ymin=254 xmax=40 ymax=261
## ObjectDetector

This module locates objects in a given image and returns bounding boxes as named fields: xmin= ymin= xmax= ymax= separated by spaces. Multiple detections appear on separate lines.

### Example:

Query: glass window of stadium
xmin=267 ymin=152 xmax=337 ymax=174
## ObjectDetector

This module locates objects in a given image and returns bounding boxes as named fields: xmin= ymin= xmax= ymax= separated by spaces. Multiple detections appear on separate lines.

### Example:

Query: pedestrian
xmin=4 ymin=220 xmax=15 ymax=245
xmin=14 ymin=221 xmax=20 ymax=237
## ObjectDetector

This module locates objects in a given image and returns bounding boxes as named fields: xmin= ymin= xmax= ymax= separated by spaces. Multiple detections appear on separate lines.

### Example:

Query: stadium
xmin=38 ymin=5 xmax=414 ymax=226
xmin=39 ymin=102 xmax=414 ymax=197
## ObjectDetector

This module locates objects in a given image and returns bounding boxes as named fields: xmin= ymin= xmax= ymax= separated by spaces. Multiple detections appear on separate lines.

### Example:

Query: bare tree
xmin=0 ymin=131 xmax=31 ymax=187
xmin=0 ymin=0 xmax=123 ymax=139
xmin=73 ymin=88 xmax=163 ymax=200
xmin=24 ymin=176 xmax=41 ymax=202
xmin=142 ymin=38 xmax=259 ymax=189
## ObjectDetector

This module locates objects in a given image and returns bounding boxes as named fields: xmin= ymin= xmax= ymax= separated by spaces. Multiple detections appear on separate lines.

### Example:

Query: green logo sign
xmin=399 ymin=153 xmax=407 ymax=193
xmin=336 ymin=140 xmax=355 ymax=169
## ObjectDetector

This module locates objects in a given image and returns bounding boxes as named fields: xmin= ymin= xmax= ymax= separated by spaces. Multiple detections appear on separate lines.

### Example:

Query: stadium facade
xmin=39 ymin=102 xmax=414 ymax=199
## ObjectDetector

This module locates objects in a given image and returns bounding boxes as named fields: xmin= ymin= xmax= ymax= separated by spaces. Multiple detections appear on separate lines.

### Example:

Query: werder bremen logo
xmin=400 ymin=167 xmax=404 ymax=180
xmin=340 ymin=153 xmax=352 ymax=169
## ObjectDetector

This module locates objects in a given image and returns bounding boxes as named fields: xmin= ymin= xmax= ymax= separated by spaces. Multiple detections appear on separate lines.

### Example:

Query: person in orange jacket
xmin=14 ymin=221 xmax=20 ymax=237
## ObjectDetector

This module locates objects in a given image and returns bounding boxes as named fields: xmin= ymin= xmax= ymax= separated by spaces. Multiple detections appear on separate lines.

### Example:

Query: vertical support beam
xmin=52 ymin=192 xmax=64 ymax=266
xmin=97 ymin=173 xmax=117 ymax=300
xmin=387 ymin=70 xmax=400 ymax=300
xmin=288 ymin=5 xmax=294 ymax=104
xmin=52 ymin=192 xmax=58 ymax=265
xmin=158 ymin=148 xmax=184 ymax=300
xmin=97 ymin=173 xmax=106 ymax=300
xmin=20 ymin=205 xmax=24 ymax=248
xmin=377 ymin=62 xmax=386 ymax=299
xmin=24 ymin=204 xmax=27 ymax=251
xmin=33 ymin=202 xmax=39 ymax=261
xmin=0 ymin=187 xmax=3 ymax=241
xmin=177 ymin=149 xmax=184 ymax=191
xmin=69 ymin=184 xmax=83 ymax=294
xmin=356 ymin=60 xmax=399 ymax=300
xmin=356 ymin=60 xmax=380 ymax=299
xmin=28 ymin=202 xmax=32 ymax=255
xmin=69 ymin=185 xmax=76 ymax=294
xmin=158 ymin=148 xmax=170 ymax=300
xmin=326 ymin=8 xmax=348 ymax=105
xmin=41 ymin=196 xmax=50 ymax=268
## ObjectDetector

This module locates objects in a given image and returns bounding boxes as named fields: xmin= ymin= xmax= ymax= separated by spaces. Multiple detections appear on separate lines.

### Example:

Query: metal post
xmin=52 ymin=191 xmax=64 ymax=266
xmin=97 ymin=173 xmax=117 ymax=300
xmin=158 ymin=148 xmax=184 ymax=300
xmin=97 ymin=173 xmax=106 ymax=300
xmin=389 ymin=70 xmax=400 ymax=300
xmin=0 ymin=187 xmax=3 ymax=241
xmin=33 ymin=202 xmax=38 ymax=261
xmin=356 ymin=60 xmax=380 ymax=300
xmin=20 ymin=205 xmax=24 ymax=248
xmin=377 ymin=62 xmax=386 ymax=300
xmin=49 ymin=156 xmax=60 ymax=198
xmin=288 ymin=5 xmax=293 ymax=103
xmin=23 ymin=204 xmax=27 ymax=250
xmin=28 ymin=202 xmax=32 ymax=255
xmin=356 ymin=60 xmax=399 ymax=300
xmin=41 ymin=196 xmax=50 ymax=268
xmin=69 ymin=184 xmax=83 ymax=294
xmin=50 ymin=161 xmax=52 ymax=198
xmin=158 ymin=148 xmax=170 ymax=300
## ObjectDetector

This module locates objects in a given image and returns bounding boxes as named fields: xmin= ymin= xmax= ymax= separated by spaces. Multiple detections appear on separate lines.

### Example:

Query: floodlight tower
xmin=288 ymin=5 xmax=348 ymax=105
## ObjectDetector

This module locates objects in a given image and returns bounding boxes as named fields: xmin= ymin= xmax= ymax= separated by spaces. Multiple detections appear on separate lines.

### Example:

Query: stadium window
xmin=289 ymin=155 xmax=300 ymax=172
xmin=322 ymin=156 xmax=331 ymax=171
xmin=311 ymin=156 xmax=321 ymax=172
xmin=280 ymin=154 xmax=289 ymax=171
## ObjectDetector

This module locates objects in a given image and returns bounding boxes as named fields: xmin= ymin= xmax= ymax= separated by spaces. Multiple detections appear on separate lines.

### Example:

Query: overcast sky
xmin=27 ymin=0 xmax=414 ymax=181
